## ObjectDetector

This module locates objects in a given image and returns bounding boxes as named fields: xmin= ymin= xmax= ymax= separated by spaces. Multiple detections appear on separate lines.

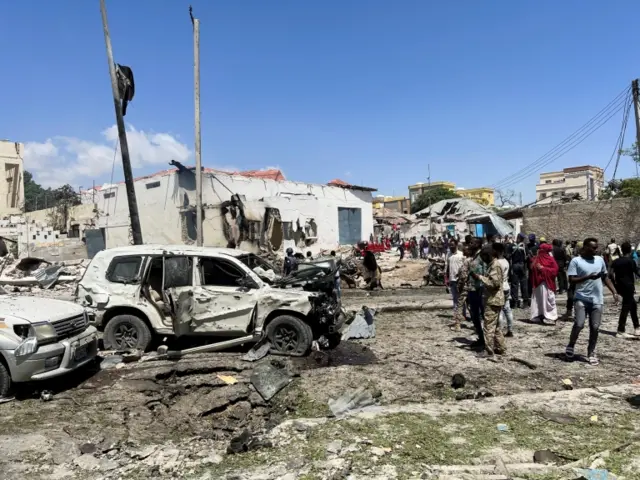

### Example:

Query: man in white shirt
xmin=446 ymin=240 xmax=466 ymax=324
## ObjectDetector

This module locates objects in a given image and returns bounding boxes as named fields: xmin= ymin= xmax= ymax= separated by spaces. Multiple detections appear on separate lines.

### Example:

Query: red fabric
xmin=531 ymin=243 xmax=559 ymax=291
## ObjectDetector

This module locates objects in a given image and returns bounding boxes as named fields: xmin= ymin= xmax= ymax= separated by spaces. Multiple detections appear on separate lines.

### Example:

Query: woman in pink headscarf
xmin=530 ymin=243 xmax=559 ymax=324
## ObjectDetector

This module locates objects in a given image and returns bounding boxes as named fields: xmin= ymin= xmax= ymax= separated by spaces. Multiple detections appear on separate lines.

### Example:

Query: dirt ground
xmin=2 ymin=287 xmax=640 ymax=479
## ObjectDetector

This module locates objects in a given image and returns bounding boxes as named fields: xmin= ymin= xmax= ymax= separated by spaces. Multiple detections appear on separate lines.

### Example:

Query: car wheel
xmin=0 ymin=360 xmax=11 ymax=398
xmin=266 ymin=315 xmax=313 ymax=357
xmin=104 ymin=314 xmax=152 ymax=351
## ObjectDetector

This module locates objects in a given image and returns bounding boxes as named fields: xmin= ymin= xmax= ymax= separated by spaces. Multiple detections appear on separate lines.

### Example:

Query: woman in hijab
xmin=362 ymin=251 xmax=382 ymax=290
xmin=530 ymin=243 xmax=559 ymax=324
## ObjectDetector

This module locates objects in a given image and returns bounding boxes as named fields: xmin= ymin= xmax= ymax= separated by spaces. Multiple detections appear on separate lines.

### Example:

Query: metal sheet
xmin=338 ymin=207 xmax=362 ymax=245
xmin=85 ymin=229 xmax=106 ymax=259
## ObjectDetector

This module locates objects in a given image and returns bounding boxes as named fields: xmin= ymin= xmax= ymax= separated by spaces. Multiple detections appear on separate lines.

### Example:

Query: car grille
xmin=53 ymin=314 xmax=88 ymax=340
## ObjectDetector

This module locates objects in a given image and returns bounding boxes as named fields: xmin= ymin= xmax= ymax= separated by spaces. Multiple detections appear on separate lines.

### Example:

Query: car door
xmin=169 ymin=255 xmax=261 ymax=337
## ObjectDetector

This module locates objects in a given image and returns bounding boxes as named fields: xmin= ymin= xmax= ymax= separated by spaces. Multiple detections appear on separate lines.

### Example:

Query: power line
xmin=492 ymin=86 xmax=631 ymax=190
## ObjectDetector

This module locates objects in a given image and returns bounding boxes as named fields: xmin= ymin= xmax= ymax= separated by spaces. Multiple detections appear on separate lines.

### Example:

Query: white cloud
xmin=23 ymin=125 xmax=191 ymax=188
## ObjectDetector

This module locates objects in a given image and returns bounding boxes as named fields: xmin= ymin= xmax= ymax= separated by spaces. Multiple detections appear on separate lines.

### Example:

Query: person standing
xmin=283 ymin=247 xmax=298 ymax=276
xmin=552 ymin=239 xmax=568 ymax=294
xmin=530 ymin=243 xmax=559 ymax=325
xmin=606 ymin=238 xmax=621 ymax=265
xmin=566 ymin=238 xmax=619 ymax=366
xmin=471 ymin=245 xmax=506 ymax=358
xmin=563 ymin=241 xmax=582 ymax=320
xmin=610 ymin=242 xmax=640 ymax=338
xmin=397 ymin=240 xmax=405 ymax=261
xmin=446 ymin=240 xmax=466 ymax=331
xmin=510 ymin=234 xmax=530 ymax=308
xmin=494 ymin=242 xmax=514 ymax=337
xmin=467 ymin=238 xmax=487 ymax=349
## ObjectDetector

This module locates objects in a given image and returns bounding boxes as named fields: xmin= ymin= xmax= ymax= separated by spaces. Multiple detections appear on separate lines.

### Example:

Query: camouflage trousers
xmin=483 ymin=305 xmax=506 ymax=355
xmin=451 ymin=291 xmax=468 ymax=329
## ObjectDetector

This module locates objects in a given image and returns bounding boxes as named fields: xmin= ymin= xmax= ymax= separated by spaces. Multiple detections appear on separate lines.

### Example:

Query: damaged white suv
xmin=76 ymin=246 xmax=344 ymax=355
xmin=0 ymin=296 xmax=98 ymax=397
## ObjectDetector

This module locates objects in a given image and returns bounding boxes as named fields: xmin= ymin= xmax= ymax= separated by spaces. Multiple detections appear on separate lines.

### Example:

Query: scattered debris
xmin=99 ymin=355 xmax=123 ymax=370
xmin=328 ymin=387 xmax=381 ymax=417
xmin=540 ymin=412 xmax=577 ymax=425
xmin=342 ymin=307 xmax=376 ymax=340
xmin=217 ymin=374 xmax=238 ymax=385
xmin=326 ymin=440 xmax=343 ymax=454
xmin=590 ymin=415 xmax=599 ymax=422
xmin=510 ymin=356 xmax=538 ymax=370
xmin=533 ymin=450 xmax=563 ymax=464
xmin=454 ymin=390 xmax=494 ymax=401
xmin=121 ymin=350 xmax=142 ymax=363
xmin=451 ymin=373 xmax=466 ymax=389
xmin=496 ymin=423 xmax=509 ymax=432
xmin=571 ymin=468 xmax=617 ymax=480
xmin=241 ymin=342 xmax=271 ymax=362
xmin=562 ymin=378 xmax=574 ymax=390
xmin=40 ymin=390 xmax=53 ymax=402
xmin=226 ymin=430 xmax=272 ymax=455
xmin=79 ymin=443 xmax=98 ymax=455
xmin=250 ymin=361 xmax=292 ymax=401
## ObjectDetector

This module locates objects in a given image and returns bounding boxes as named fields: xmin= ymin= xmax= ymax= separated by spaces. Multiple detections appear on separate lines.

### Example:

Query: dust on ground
xmin=3 ymin=288 xmax=640 ymax=479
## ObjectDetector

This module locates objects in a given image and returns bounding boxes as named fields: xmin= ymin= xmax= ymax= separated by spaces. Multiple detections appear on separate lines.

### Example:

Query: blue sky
xmin=1 ymin=0 xmax=639 ymax=201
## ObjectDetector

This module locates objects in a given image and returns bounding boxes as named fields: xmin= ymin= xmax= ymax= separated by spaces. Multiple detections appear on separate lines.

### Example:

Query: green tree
xmin=411 ymin=187 xmax=460 ymax=213
xmin=620 ymin=142 xmax=640 ymax=164
xmin=599 ymin=178 xmax=640 ymax=199
xmin=23 ymin=170 xmax=81 ymax=213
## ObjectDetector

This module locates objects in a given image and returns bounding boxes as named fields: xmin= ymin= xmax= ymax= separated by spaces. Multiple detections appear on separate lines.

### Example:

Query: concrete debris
xmin=342 ymin=307 xmax=376 ymax=340
xmin=40 ymin=390 xmax=54 ymax=402
xmin=99 ymin=355 xmax=124 ymax=370
xmin=250 ymin=360 xmax=292 ymax=401
xmin=328 ymin=387 xmax=381 ymax=417
xmin=253 ymin=266 xmax=278 ymax=282
xmin=533 ymin=450 xmax=563 ymax=464
xmin=0 ymin=255 xmax=88 ymax=292
xmin=226 ymin=429 xmax=273 ymax=455
xmin=242 ymin=342 xmax=271 ymax=362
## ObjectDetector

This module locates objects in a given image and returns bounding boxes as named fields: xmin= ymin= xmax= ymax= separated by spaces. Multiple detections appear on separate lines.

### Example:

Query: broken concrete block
xmin=342 ymin=307 xmax=376 ymax=340
xmin=328 ymin=387 xmax=379 ymax=417
xmin=250 ymin=361 xmax=292 ymax=401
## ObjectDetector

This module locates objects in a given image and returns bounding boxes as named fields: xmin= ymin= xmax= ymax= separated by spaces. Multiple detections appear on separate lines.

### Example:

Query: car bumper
xmin=2 ymin=326 xmax=99 ymax=383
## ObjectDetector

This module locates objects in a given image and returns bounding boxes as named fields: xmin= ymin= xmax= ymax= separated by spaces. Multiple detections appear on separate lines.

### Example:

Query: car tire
xmin=104 ymin=314 xmax=152 ymax=351
xmin=266 ymin=315 xmax=313 ymax=357
xmin=0 ymin=360 xmax=11 ymax=398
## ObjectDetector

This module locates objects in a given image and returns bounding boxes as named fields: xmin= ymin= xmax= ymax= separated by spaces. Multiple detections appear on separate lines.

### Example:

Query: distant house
xmin=535 ymin=166 xmax=604 ymax=204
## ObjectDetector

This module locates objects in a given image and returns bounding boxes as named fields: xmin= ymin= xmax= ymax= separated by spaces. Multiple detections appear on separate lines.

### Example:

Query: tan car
xmin=76 ymin=245 xmax=343 ymax=356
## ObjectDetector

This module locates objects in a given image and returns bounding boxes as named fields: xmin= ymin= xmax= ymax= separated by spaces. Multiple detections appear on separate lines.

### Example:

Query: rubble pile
xmin=0 ymin=255 xmax=89 ymax=296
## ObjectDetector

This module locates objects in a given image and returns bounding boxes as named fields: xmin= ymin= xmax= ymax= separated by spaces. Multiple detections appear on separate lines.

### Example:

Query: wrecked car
xmin=0 ymin=296 xmax=98 ymax=397
xmin=76 ymin=246 xmax=344 ymax=356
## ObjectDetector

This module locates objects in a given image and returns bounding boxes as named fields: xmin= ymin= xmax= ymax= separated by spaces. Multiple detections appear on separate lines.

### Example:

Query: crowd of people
xmin=445 ymin=233 xmax=639 ymax=365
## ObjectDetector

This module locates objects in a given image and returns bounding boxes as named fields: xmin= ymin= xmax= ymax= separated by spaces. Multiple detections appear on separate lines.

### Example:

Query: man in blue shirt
xmin=566 ymin=237 xmax=619 ymax=366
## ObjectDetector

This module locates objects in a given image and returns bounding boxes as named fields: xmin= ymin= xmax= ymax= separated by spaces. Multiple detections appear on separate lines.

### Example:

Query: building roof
xmin=327 ymin=179 xmax=377 ymax=192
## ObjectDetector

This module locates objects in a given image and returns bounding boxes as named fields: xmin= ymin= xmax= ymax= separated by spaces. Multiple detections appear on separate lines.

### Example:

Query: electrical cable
xmin=492 ymin=86 xmax=631 ymax=190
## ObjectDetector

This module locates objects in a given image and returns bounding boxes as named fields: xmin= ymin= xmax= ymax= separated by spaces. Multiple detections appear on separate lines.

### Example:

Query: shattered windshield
xmin=237 ymin=254 xmax=276 ymax=273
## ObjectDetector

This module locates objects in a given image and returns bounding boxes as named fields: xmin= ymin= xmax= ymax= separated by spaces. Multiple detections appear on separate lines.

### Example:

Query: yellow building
xmin=373 ymin=195 xmax=411 ymax=214
xmin=408 ymin=181 xmax=456 ymax=203
xmin=456 ymin=187 xmax=495 ymax=206
xmin=407 ymin=180 xmax=494 ymax=206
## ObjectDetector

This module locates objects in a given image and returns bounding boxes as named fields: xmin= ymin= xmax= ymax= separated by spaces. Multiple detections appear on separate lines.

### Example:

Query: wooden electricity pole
xmin=190 ymin=6 xmax=203 ymax=246
xmin=632 ymin=79 xmax=640 ymax=176
xmin=99 ymin=0 xmax=143 ymax=245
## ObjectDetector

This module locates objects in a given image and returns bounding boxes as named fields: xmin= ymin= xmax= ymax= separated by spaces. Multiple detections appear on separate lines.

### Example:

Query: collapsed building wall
xmin=85 ymin=169 xmax=374 ymax=253
xmin=522 ymin=197 xmax=640 ymax=244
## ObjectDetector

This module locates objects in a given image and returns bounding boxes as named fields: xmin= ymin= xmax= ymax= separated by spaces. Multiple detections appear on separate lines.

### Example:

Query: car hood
xmin=0 ymin=295 xmax=85 ymax=324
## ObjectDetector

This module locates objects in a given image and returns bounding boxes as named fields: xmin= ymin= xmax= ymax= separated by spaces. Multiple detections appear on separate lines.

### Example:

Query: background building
xmin=0 ymin=140 xmax=25 ymax=216
xmin=408 ymin=181 xmax=495 ymax=206
xmin=372 ymin=195 xmax=411 ymax=214
xmin=535 ymin=165 xmax=604 ymax=204
xmin=408 ymin=181 xmax=455 ymax=203
xmin=456 ymin=187 xmax=495 ymax=206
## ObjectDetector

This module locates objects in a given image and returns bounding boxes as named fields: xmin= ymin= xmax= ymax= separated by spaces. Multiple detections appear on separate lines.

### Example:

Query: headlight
xmin=15 ymin=337 xmax=38 ymax=357
xmin=32 ymin=322 xmax=57 ymax=344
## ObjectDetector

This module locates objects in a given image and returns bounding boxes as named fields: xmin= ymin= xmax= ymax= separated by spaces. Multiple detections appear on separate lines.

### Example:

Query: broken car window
xmin=107 ymin=256 xmax=143 ymax=284
xmin=237 ymin=254 xmax=275 ymax=272
xmin=164 ymin=256 xmax=193 ymax=288
xmin=200 ymin=258 xmax=244 ymax=287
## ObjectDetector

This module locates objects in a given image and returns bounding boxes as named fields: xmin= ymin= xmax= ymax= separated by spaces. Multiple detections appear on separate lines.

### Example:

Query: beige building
xmin=535 ymin=165 xmax=604 ymax=204
xmin=0 ymin=140 xmax=24 ymax=216
xmin=372 ymin=195 xmax=411 ymax=214
xmin=408 ymin=181 xmax=495 ymax=206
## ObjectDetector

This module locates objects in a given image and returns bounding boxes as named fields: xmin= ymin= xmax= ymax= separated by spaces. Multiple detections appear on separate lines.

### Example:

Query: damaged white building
xmin=82 ymin=167 xmax=376 ymax=254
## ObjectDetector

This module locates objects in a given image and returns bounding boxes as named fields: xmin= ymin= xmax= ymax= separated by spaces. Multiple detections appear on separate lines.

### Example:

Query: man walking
xmin=446 ymin=240 xmax=467 ymax=331
xmin=610 ymin=241 xmax=640 ymax=338
xmin=467 ymin=238 xmax=487 ymax=349
xmin=510 ymin=234 xmax=529 ymax=308
xmin=552 ymin=239 xmax=568 ymax=294
xmin=494 ymin=242 xmax=514 ymax=337
xmin=566 ymin=238 xmax=619 ymax=366
xmin=471 ymin=245 xmax=506 ymax=358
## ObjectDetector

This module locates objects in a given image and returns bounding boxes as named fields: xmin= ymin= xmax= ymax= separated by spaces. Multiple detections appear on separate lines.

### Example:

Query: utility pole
xmin=99 ymin=0 xmax=143 ymax=245
xmin=632 ymin=79 xmax=640 ymax=177
xmin=190 ymin=6 xmax=203 ymax=246
xmin=519 ymin=192 xmax=522 ymax=206
xmin=427 ymin=164 xmax=431 ymax=207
